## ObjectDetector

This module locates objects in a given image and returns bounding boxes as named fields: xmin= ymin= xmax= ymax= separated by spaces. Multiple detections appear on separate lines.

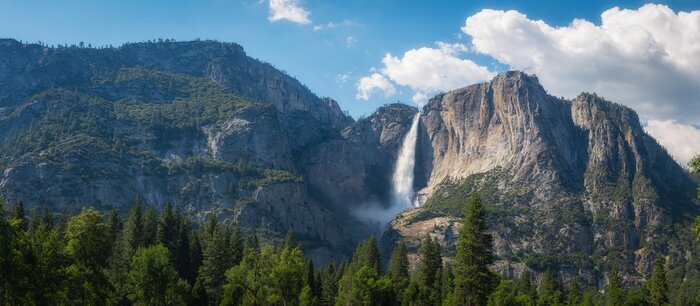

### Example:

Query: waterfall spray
xmin=390 ymin=113 xmax=421 ymax=210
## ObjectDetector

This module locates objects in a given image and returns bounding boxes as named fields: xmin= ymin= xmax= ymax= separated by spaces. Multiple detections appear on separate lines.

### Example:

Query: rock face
xmin=0 ymin=39 xmax=696 ymax=280
xmin=0 ymin=39 xmax=353 ymax=263
xmin=390 ymin=71 xmax=697 ymax=284
xmin=300 ymin=103 xmax=418 ymax=213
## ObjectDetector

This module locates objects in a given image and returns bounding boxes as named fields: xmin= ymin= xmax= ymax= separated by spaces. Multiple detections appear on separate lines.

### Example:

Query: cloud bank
xmin=645 ymin=120 xmax=700 ymax=166
xmin=268 ymin=0 xmax=311 ymax=24
xmin=356 ymin=42 xmax=495 ymax=104
xmin=462 ymin=4 xmax=700 ymax=125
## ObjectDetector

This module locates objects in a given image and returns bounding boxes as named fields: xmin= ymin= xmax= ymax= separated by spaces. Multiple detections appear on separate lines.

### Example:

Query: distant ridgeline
xmin=1 ymin=38 xmax=700 ymax=304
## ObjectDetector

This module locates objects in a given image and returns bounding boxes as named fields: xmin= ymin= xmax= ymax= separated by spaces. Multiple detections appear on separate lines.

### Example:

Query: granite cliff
xmin=0 ymin=40 xmax=697 ymax=279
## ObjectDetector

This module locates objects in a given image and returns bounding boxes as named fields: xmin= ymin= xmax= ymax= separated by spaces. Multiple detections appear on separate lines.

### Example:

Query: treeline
xmin=0 ymin=193 xmax=690 ymax=305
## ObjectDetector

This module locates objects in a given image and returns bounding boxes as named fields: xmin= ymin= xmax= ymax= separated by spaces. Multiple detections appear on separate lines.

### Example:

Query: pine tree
xmin=189 ymin=231 xmax=203 ymax=283
xmin=126 ymin=245 xmax=190 ymax=305
xmin=387 ymin=240 xmax=409 ymax=283
xmin=25 ymin=224 xmax=68 ymax=305
xmin=387 ymin=240 xmax=410 ymax=303
xmin=11 ymin=201 xmax=27 ymax=230
xmin=516 ymin=270 xmax=537 ymax=301
xmin=649 ymin=255 xmax=669 ymax=306
xmin=142 ymin=206 xmax=158 ymax=246
xmin=229 ymin=226 xmax=244 ymax=266
xmin=536 ymin=271 xmax=563 ymax=306
xmin=417 ymin=235 xmax=442 ymax=289
xmin=284 ymin=228 xmax=296 ymax=249
xmin=357 ymin=235 xmax=381 ymax=274
xmin=40 ymin=204 xmax=53 ymax=229
xmin=198 ymin=224 xmax=232 ymax=304
xmin=64 ymin=208 xmax=114 ymax=304
xmin=336 ymin=235 xmax=382 ymax=305
xmin=105 ymin=208 xmax=122 ymax=243
xmin=417 ymin=235 xmax=443 ymax=305
xmin=488 ymin=279 xmax=518 ymax=306
xmin=157 ymin=203 xmax=179 ymax=251
xmin=175 ymin=213 xmax=192 ymax=282
xmin=123 ymin=195 xmax=145 ymax=253
xmin=441 ymin=264 xmax=456 ymax=304
xmin=454 ymin=195 xmax=496 ymax=305
xmin=110 ymin=196 xmax=145 ymax=302
xmin=606 ymin=267 xmax=626 ymax=306
xmin=319 ymin=264 xmax=339 ymax=306
xmin=566 ymin=276 xmax=583 ymax=305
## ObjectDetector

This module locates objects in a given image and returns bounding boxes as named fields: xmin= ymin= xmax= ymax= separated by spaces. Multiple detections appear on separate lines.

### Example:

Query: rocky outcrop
xmin=389 ymin=71 xmax=697 ymax=285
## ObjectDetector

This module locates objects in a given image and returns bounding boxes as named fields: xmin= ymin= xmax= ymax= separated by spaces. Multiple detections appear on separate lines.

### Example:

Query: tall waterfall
xmin=352 ymin=112 xmax=421 ymax=233
xmin=390 ymin=113 xmax=421 ymax=210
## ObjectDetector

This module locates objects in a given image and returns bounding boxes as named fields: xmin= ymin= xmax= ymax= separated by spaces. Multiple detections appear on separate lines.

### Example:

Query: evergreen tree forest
xmin=0 ymin=153 xmax=698 ymax=305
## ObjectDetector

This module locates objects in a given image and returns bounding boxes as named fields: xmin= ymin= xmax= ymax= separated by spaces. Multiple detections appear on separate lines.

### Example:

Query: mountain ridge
xmin=0 ymin=39 xmax=696 ymax=278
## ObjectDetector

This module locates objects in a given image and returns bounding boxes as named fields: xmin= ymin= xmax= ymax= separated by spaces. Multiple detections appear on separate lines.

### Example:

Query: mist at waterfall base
xmin=352 ymin=113 xmax=421 ymax=234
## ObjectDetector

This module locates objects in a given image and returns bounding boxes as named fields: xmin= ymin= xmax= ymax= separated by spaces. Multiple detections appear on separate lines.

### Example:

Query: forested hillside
xmin=2 ymin=175 xmax=699 ymax=305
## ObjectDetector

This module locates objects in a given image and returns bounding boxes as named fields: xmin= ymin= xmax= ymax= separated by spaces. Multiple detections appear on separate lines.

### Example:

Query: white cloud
xmin=356 ymin=73 xmax=396 ymax=100
xmin=462 ymin=4 xmax=700 ymax=124
xmin=336 ymin=73 xmax=350 ymax=84
xmin=313 ymin=19 xmax=356 ymax=32
xmin=645 ymin=120 xmax=700 ymax=166
xmin=356 ymin=42 xmax=495 ymax=104
xmin=346 ymin=36 xmax=357 ymax=48
xmin=268 ymin=0 xmax=311 ymax=24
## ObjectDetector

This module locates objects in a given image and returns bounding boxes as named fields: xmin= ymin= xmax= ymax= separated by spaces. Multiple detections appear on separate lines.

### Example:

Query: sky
xmin=1 ymin=0 xmax=699 ymax=164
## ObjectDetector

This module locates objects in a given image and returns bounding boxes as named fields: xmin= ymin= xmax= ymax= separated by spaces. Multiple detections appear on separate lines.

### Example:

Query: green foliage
xmin=454 ymin=195 xmax=497 ymax=306
xmin=199 ymin=223 xmax=237 ymax=304
xmin=319 ymin=263 xmax=342 ymax=306
xmin=109 ymin=67 xmax=258 ymax=130
xmin=64 ymin=208 xmax=114 ymax=304
xmin=142 ymin=205 xmax=158 ymax=245
xmin=414 ymin=235 xmax=443 ymax=305
xmin=349 ymin=265 xmax=393 ymax=306
xmin=565 ymin=276 xmax=583 ymax=305
xmin=649 ymin=256 xmax=669 ymax=306
xmin=488 ymin=280 xmax=519 ymax=306
xmin=605 ymin=267 xmax=627 ymax=306
xmin=223 ymin=244 xmax=308 ymax=305
xmin=336 ymin=235 xmax=382 ymax=305
xmin=689 ymin=154 xmax=700 ymax=175
xmin=126 ymin=244 xmax=190 ymax=305
xmin=423 ymin=169 xmax=532 ymax=220
xmin=2 ymin=190 xmax=698 ymax=305
xmin=536 ymin=271 xmax=563 ymax=306
xmin=387 ymin=240 xmax=410 ymax=303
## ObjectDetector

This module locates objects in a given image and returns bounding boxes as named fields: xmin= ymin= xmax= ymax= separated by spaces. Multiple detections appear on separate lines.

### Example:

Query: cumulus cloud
xmin=356 ymin=73 xmax=396 ymax=100
xmin=268 ymin=0 xmax=311 ymax=24
xmin=356 ymin=42 xmax=495 ymax=104
xmin=462 ymin=4 xmax=700 ymax=124
xmin=645 ymin=120 xmax=700 ymax=166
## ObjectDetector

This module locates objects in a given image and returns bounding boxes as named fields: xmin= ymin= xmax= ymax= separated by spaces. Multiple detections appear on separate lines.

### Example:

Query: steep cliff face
xmin=391 ymin=71 xmax=697 ymax=284
xmin=299 ymin=103 xmax=417 ymax=213
xmin=0 ymin=39 xmax=354 ymax=262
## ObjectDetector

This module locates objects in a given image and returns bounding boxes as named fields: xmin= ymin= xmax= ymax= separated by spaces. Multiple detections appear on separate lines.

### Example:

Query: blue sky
xmin=1 ymin=0 xmax=699 ymax=163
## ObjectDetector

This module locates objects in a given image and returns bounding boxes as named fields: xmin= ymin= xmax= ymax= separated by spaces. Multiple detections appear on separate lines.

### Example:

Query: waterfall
xmin=352 ymin=112 xmax=421 ymax=233
xmin=390 ymin=113 xmax=421 ymax=210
